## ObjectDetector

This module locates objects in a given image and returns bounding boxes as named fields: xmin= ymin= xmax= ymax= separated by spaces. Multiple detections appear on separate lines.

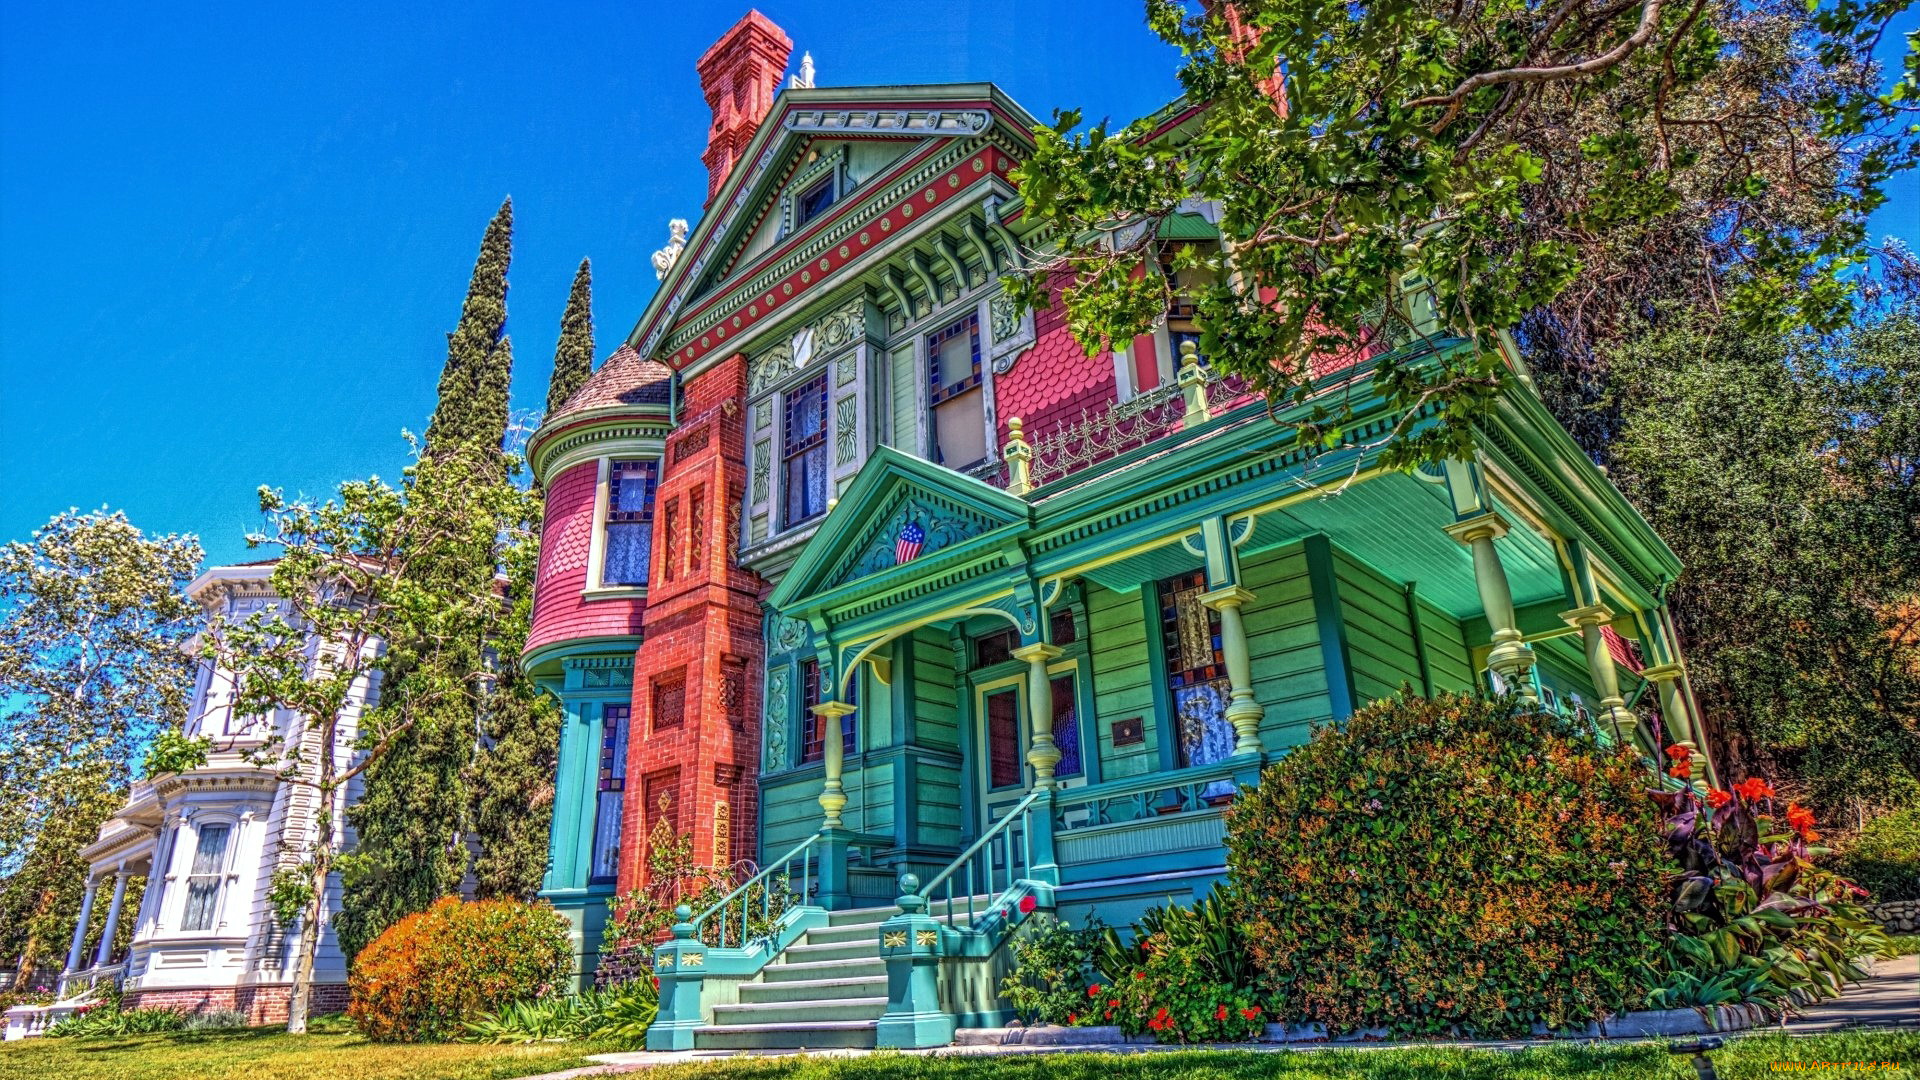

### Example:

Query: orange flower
xmin=1786 ymin=803 xmax=1820 ymax=840
xmin=1733 ymin=777 xmax=1775 ymax=801
xmin=1668 ymin=762 xmax=1691 ymax=779
xmin=1706 ymin=789 xmax=1733 ymax=808
xmin=1664 ymin=744 xmax=1692 ymax=760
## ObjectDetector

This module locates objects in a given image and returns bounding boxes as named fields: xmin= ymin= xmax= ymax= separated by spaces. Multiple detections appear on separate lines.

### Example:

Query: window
xmin=589 ymin=704 xmax=630 ymax=884
xmin=783 ymin=374 xmax=830 ymax=527
xmin=602 ymin=459 xmax=658 ymax=587
xmin=1050 ymin=674 xmax=1083 ymax=779
xmin=985 ymin=688 xmax=1022 ymax=789
xmin=974 ymin=626 xmax=1018 ymax=668
xmin=1049 ymin=609 xmax=1078 ymax=646
xmin=797 ymin=177 xmax=836 ymax=227
xmin=1158 ymin=572 xmax=1237 ymax=778
xmin=180 ymin=823 xmax=231 ymax=932
xmin=798 ymin=659 xmax=857 ymax=764
xmin=928 ymin=313 xmax=985 ymax=468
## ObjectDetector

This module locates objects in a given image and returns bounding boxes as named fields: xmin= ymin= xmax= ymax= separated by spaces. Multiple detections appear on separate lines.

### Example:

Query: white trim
xmin=582 ymin=457 xmax=612 ymax=592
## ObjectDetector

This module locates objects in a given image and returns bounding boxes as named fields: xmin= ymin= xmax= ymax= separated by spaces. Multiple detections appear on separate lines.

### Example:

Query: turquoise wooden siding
xmin=907 ymin=628 xmax=965 ymax=848
xmin=1332 ymin=547 xmax=1426 ymax=702
xmin=910 ymin=629 xmax=960 ymax=752
xmin=1086 ymin=583 xmax=1158 ymax=779
xmin=1239 ymin=543 xmax=1334 ymax=751
xmin=760 ymin=774 xmax=823 ymax=855
xmin=1417 ymin=599 xmax=1476 ymax=693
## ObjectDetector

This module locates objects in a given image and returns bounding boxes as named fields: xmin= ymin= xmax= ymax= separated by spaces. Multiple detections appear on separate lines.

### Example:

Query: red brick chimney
xmin=696 ymin=11 xmax=794 ymax=206
xmin=1211 ymin=2 xmax=1288 ymax=116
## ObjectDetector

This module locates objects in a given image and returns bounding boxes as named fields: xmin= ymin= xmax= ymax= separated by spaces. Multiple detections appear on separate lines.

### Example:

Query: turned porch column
xmin=91 ymin=869 xmax=130 ymax=968
xmin=64 ymin=879 xmax=100 ymax=975
xmin=1443 ymin=511 xmax=1539 ymax=704
xmin=813 ymin=700 xmax=858 ymax=829
xmin=1200 ymin=585 xmax=1265 ymax=756
xmin=1012 ymin=643 xmax=1063 ymax=788
xmin=1561 ymin=604 xmax=1645 ymax=753
xmin=1642 ymin=662 xmax=1716 ymax=786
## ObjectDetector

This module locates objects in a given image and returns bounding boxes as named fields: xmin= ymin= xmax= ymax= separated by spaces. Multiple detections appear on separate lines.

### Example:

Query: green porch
xmin=650 ymin=339 xmax=1706 ymax=1049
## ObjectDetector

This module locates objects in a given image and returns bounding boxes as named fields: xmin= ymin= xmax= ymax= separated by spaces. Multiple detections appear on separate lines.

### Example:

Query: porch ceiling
xmin=1239 ymin=471 xmax=1568 ymax=620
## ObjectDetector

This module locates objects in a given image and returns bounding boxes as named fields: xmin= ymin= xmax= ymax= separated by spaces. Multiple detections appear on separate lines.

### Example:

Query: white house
xmin=5 ymin=562 xmax=371 ymax=1037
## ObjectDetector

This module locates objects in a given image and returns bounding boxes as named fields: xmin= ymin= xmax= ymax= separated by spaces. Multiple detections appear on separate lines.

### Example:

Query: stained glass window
xmin=1050 ymin=674 xmax=1082 ymax=779
xmin=603 ymin=459 xmax=658 ymax=586
xmin=590 ymin=704 xmax=630 ymax=884
xmin=798 ymin=659 xmax=857 ymax=764
xmin=1158 ymin=572 xmax=1237 ymax=790
xmin=928 ymin=312 xmax=985 ymax=467
xmin=986 ymin=687 xmax=1022 ymax=789
xmin=783 ymin=374 xmax=829 ymax=527
xmin=180 ymin=823 xmax=231 ymax=932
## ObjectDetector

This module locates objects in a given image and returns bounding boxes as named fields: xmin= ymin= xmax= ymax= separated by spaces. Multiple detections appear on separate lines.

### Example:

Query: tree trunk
xmin=285 ymin=844 xmax=330 ymax=1034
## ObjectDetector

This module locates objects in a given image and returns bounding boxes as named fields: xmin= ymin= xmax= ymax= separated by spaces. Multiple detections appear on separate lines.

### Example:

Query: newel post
xmin=1003 ymin=416 xmax=1033 ymax=496
xmin=646 ymin=906 xmax=708 ymax=1051
xmin=874 ymin=874 xmax=957 ymax=1049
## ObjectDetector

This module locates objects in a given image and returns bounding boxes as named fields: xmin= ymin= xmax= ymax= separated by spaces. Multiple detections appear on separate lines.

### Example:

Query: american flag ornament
xmin=895 ymin=521 xmax=925 ymax=564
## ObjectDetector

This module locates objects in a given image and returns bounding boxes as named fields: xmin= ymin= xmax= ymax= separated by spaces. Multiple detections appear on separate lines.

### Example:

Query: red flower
xmin=1734 ymin=777 xmax=1775 ymax=801
xmin=1067 ymin=1013 xmax=1078 ymax=1025
xmin=1147 ymin=1006 xmax=1173 ymax=1032
xmin=1108 ymin=998 xmax=1120 ymax=1008
xmin=1668 ymin=762 xmax=1691 ymax=779
xmin=1706 ymin=789 xmax=1733 ymax=808
xmin=1216 ymin=1004 xmax=1229 ymax=1021
xmin=1018 ymin=895 xmax=1038 ymax=914
xmin=1665 ymin=744 xmax=1692 ymax=760
xmin=651 ymin=976 xmax=660 ymax=990
xmin=1087 ymin=983 xmax=1102 ymax=999
xmin=1133 ymin=971 xmax=1146 ymax=980
xmin=1786 ymin=802 xmax=1820 ymax=840
xmin=1241 ymin=1007 xmax=1262 ymax=1021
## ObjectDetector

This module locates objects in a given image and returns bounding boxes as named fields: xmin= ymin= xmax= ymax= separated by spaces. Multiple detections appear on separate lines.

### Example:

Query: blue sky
xmin=2 ymin=1 xmax=1915 ymax=568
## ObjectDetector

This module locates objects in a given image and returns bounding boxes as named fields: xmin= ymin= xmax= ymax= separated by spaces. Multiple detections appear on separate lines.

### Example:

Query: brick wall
xmin=527 ymin=459 xmax=647 ymax=656
xmin=126 ymin=982 xmax=349 ymax=1024
xmin=619 ymin=353 xmax=769 ymax=890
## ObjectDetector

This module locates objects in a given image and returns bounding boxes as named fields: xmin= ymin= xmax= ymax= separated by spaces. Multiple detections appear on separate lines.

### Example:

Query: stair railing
xmin=917 ymin=786 xmax=1047 ymax=931
xmin=689 ymin=831 xmax=818 ymax=949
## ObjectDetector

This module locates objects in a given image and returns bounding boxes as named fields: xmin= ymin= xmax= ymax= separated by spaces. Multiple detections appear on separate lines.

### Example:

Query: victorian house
xmin=5 ymin=562 xmax=364 ymax=1038
xmin=523 ymin=10 xmax=1718 ymax=1051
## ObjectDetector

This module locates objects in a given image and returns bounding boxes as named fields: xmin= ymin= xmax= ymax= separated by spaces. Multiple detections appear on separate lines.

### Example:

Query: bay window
xmin=602 ymin=459 xmax=658 ymax=587
xmin=783 ymin=374 xmax=830 ymax=527
xmin=589 ymin=703 xmax=630 ymax=884
xmin=179 ymin=823 xmax=231 ymax=932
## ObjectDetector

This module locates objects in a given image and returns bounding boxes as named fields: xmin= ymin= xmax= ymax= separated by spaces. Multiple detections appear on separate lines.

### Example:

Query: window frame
xmin=781 ymin=372 xmax=831 ymax=529
xmin=797 ymin=658 xmax=858 ymax=766
xmin=588 ymin=702 xmax=630 ymax=885
xmin=178 ymin=820 xmax=234 ymax=933
xmin=926 ymin=311 xmax=987 ymax=469
xmin=796 ymin=175 xmax=837 ymax=227
xmin=584 ymin=456 xmax=661 ymax=596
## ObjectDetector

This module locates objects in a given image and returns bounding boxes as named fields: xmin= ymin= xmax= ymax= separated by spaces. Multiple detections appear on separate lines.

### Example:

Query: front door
xmin=971 ymin=662 xmax=1088 ymax=831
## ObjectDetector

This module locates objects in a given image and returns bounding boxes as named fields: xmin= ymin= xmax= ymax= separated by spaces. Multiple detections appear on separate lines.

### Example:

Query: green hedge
xmin=1832 ymin=807 xmax=1920 ymax=902
xmin=1226 ymin=691 xmax=1670 ymax=1037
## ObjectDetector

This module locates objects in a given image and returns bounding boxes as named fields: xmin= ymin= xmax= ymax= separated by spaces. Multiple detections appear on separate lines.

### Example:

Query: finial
xmin=1003 ymin=417 xmax=1033 ymax=496
xmin=790 ymin=51 xmax=816 ymax=89
xmin=651 ymin=218 xmax=690 ymax=281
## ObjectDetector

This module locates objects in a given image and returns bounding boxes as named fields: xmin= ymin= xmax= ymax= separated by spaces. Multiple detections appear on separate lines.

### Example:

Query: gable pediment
xmin=768 ymin=448 xmax=1031 ymax=612
xmin=626 ymin=85 xmax=1039 ymax=371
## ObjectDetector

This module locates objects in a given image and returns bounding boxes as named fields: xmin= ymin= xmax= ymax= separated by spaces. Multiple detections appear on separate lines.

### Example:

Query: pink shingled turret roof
xmin=548 ymin=344 xmax=673 ymax=423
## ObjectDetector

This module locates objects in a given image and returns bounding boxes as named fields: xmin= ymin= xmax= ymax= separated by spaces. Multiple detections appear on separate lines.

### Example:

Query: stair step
xmin=693 ymin=1020 xmax=878 ymax=1050
xmin=712 ymin=996 xmax=889 ymax=1024
xmin=782 ymin=940 xmax=883 ymax=963
xmin=737 ymin=975 xmax=888 ymax=1003
xmin=761 ymin=956 xmax=887 ymax=982
xmin=823 ymin=896 xmax=999 ymax=929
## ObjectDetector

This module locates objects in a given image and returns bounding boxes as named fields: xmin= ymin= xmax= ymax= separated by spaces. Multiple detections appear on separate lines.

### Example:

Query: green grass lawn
xmin=2 ymin=1029 xmax=1913 ymax=1080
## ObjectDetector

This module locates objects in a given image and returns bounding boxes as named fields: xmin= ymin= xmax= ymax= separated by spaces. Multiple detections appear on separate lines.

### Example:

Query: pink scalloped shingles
xmin=995 ymin=288 xmax=1116 ymax=443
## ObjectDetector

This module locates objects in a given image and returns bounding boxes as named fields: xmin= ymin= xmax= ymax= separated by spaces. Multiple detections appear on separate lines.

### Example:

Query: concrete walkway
xmin=530 ymin=955 xmax=1918 ymax=1077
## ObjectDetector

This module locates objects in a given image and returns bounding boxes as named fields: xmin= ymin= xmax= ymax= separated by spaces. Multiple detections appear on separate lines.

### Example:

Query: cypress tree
xmin=426 ymin=197 xmax=514 ymax=457
xmin=339 ymin=198 xmax=521 ymax=958
xmin=546 ymin=259 xmax=595 ymax=415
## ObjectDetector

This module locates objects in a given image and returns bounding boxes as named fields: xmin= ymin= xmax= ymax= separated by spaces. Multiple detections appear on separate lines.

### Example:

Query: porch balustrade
xmin=1019 ymin=353 xmax=1249 ymax=489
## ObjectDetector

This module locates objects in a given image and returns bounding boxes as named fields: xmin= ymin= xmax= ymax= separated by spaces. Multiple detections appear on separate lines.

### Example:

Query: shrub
xmin=348 ymin=896 xmax=572 ymax=1042
xmin=1226 ymin=691 xmax=1670 ymax=1038
xmin=47 ymin=1004 xmax=186 ymax=1038
xmin=1646 ymin=779 xmax=1891 ymax=1009
xmin=181 ymin=1008 xmax=249 ymax=1032
xmin=463 ymin=979 xmax=657 ymax=1044
xmin=998 ymin=915 xmax=1105 ymax=1026
xmin=1103 ymin=942 xmax=1266 ymax=1044
xmin=1831 ymin=807 xmax=1920 ymax=902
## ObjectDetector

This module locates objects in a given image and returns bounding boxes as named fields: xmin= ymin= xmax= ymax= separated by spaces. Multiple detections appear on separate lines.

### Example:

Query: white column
xmin=1443 ymin=511 xmax=1539 ymax=704
xmin=92 ymin=870 xmax=131 ymax=967
xmin=63 ymin=880 xmax=100 ymax=974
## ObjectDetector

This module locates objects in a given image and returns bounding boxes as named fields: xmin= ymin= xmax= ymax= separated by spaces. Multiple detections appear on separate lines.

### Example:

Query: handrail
xmin=917 ymin=786 xmax=1046 ymax=931
xmin=689 ymin=832 xmax=817 ymax=950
